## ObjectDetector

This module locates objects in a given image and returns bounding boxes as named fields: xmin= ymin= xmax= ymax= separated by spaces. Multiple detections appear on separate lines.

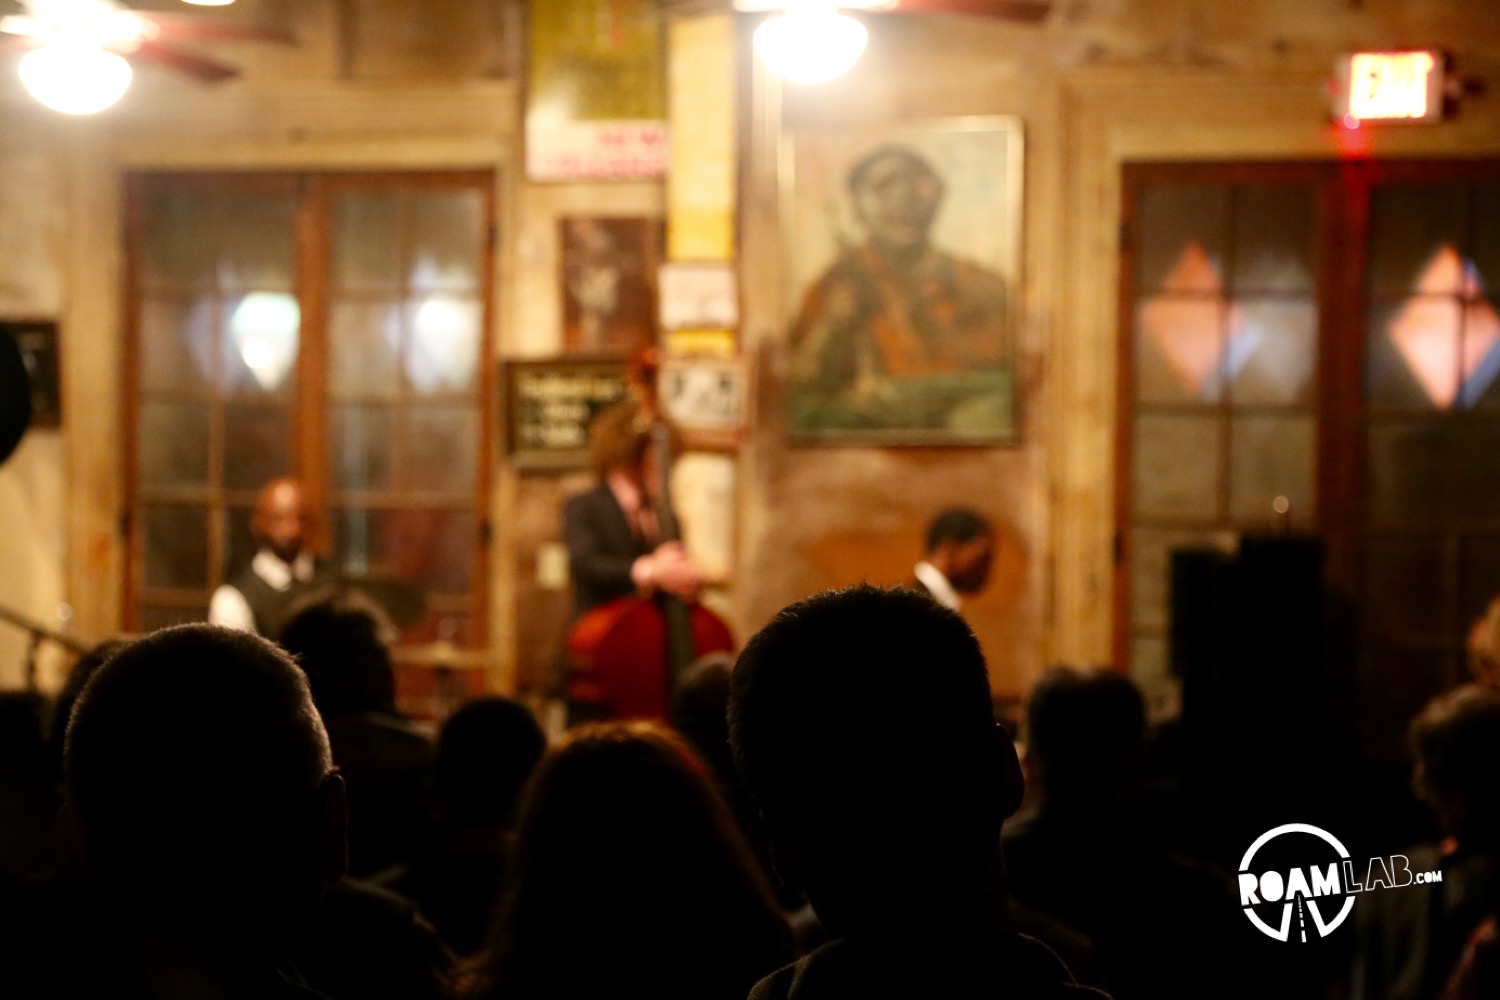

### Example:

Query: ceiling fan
xmin=1 ymin=0 xmax=296 ymax=114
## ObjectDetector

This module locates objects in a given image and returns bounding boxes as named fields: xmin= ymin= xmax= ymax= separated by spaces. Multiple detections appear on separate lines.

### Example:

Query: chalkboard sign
xmin=503 ymin=356 xmax=629 ymax=470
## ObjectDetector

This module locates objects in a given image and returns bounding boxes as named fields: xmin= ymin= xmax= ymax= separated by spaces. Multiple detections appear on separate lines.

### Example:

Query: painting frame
xmin=779 ymin=116 xmax=1025 ymax=446
xmin=0 ymin=318 xmax=60 ymax=429
xmin=559 ymin=216 xmax=664 ymax=355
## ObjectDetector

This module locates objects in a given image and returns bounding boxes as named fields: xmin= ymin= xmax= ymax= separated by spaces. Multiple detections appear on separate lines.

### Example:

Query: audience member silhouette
xmin=279 ymin=591 xmax=433 ymax=877
xmin=294 ymin=876 xmax=452 ymax=1000
xmin=672 ymin=652 xmax=821 ymax=942
xmin=472 ymin=721 xmax=792 ymax=1000
xmin=1002 ymin=665 xmax=1245 ymax=1000
xmin=47 ymin=638 xmax=129 ymax=773
xmin=0 ymin=691 xmax=56 ymax=886
xmin=728 ymin=584 xmax=1104 ymax=999
xmin=377 ymin=696 xmax=546 ymax=956
xmin=673 ymin=657 xmax=772 ymax=854
xmin=61 ymin=624 xmax=349 ymax=998
xmin=1354 ymin=685 xmax=1500 ymax=1000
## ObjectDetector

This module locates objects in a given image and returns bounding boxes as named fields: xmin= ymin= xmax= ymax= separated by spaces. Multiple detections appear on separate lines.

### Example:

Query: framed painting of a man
xmin=783 ymin=118 xmax=1024 ymax=443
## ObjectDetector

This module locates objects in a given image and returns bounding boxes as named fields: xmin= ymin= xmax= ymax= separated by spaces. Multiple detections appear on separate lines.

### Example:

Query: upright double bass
xmin=564 ymin=351 xmax=734 ymax=721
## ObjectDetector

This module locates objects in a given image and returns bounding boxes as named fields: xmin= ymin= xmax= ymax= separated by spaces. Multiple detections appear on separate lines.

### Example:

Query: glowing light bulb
xmin=230 ymin=292 xmax=300 ymax=390
xmin=754 ymin=5 xmax=868 ymax=85
xmin=407 ymin=295 xmax=480 ymax=393
xmin=181 ymin=0 xmax=236 ymax=6
xmin=18 ymin=43 xmax=132 ymax=115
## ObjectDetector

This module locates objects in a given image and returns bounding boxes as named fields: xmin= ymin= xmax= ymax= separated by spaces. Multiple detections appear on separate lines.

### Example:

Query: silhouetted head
xmin=0 ymin=691 xmax=49 ymax=779
xmin=671 ymin=652 xmax=737 ymax=782
xmin=729 ymin=585 xmax=1022 ymax=934
xmin=279 ymin=590 xmax=398 ymax=718
xmin=63 ymin=625 xmax=346 ymax=955
xmin=433 ymin=697 xmax=545 ymax=830
xmin=1411 ymin=684 xmax=1500 ymax=850
xmin=0 ymin=691 xmax=55 ymax=882
xmin=251 ymin=477 xmax=308 ymax=564
xmin=1025 ymin=666 xmax=1145 ymax=813
xmin=483 ymin=721 xmax=789 ymax=1000
xmin=924 ymin=508 xmax=995 ymax=595
xmin=50 ymin=638 xmax=129 ymax=754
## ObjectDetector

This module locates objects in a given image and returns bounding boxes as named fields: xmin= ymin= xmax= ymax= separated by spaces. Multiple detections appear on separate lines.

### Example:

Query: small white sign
xmin=659 ymin=262 xmax=739 ymax=330
xmin=660 ymin=355 xmax=751 ymax=450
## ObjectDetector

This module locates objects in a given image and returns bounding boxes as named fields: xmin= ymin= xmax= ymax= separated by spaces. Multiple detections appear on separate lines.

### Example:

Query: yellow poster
xmin=528 ymin=0 xmax=668 ymax=181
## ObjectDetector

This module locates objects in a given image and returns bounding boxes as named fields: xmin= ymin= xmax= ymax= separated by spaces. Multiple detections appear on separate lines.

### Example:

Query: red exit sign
xmin=1335 ymin=50 xmax=1447 ymax=123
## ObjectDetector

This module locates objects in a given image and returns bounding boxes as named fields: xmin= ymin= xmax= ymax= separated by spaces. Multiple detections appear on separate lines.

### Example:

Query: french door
xmin=124 ymin=171 xmax=495 ymax=649
xmin=1118 ymin=160 xmax=1500 ymax=756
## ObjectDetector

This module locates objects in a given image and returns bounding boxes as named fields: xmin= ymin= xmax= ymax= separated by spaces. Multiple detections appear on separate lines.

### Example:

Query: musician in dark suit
xmin=563 ymin=402 xmax=704 ymax=620
xmin=561 ymin=403 xmax=706 ymax=723
xmin=909 ymin=508 xmax=995 ymax=612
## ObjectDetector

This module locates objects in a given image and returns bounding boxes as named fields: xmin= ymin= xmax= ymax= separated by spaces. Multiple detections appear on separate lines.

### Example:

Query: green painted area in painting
xmin=789 ymin=370 xmax=1018 ymax=442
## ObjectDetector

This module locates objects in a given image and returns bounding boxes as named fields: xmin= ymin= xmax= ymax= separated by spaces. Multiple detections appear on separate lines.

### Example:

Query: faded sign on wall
xmin=528 ymin=0 xmax=667 ymax=181
xmin=560 ymin=217 xmax=663 ymax=354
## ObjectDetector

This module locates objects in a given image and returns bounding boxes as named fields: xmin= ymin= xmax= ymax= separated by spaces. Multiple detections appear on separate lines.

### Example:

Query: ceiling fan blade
xmin=880 ymin=0 xmax=1051 ymax=21
xmin=137 ymin=13 xmax=297 ymax=47
xmin=132 ymin=38 xmax=241 ymax=83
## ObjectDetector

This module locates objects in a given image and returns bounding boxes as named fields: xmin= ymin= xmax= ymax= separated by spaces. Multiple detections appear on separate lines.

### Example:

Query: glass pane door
xmin=1357 ymin=175 xmax=1500 ymax=755
xmin=127 ymin=173 xmax=493 ymax=650
xmin=1122 ymin=176 xmax=1322 ymax=714
xmin=133 ymin=182 xmax=300 ymax=629
xmin=326 ymin=186 xmax=489 ymax=645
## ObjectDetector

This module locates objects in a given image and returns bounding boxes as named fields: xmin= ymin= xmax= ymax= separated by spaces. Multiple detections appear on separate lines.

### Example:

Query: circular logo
xmin=1238 ymin=823 xmax=1357 ymax=942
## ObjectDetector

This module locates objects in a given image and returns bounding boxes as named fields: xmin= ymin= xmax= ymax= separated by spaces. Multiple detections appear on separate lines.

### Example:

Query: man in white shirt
xmin=910 ymin=508 xmax=995 ymax=612
xmin=209 ymin=477 xmax=326 ymax=637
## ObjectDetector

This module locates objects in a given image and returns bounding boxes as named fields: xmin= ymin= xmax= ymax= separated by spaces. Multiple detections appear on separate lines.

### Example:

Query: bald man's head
xmin=64 ymin=625 xmax=346 ymax=947
xmin=252 ymin=477 xmax=307 ymax=563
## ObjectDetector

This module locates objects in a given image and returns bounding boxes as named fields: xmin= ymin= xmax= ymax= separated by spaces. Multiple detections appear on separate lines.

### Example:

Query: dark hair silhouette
xmin=433 ymin=697 xmax=546 ymax=829
xmin=925 ymin=507 xmax=993 ymax=553
xmin=1412 ymin=684 xmax=1500 ymax=847
xmin=0 ymin=691 xmax=56 ymax=883
xmin=64 ymin=624 xmax=342 ymax=953
xmin=0 ymin=692 xmax=49 ymax=780
xmin=671 ymin=652 xmax=737 ymax=791
xmin=671 ymin=653 xmax=789 ymax=902
xmin=279 ymin=590 xmax=399 ymax=718
xmin=1025 ymin=665 xmax=1146 ymax=810
xmin=729 ymin=584 xmax=1019 ymax=934
xmin=49 ymin=638 xmax=129 ymax=763
xmin=475 ymin=721 xmax=791 ymax=1000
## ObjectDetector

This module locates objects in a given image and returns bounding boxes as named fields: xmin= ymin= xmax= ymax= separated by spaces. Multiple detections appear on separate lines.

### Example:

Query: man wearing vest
xmin=209 ymin=477 xmax=331 ymax=638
